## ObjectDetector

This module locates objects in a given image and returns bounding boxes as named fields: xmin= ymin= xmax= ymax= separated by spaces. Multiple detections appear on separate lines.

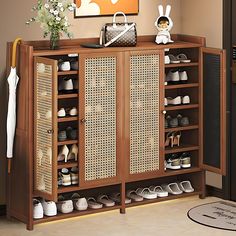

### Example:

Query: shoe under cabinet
xmin=6 ymin=35 xmax=226 ymax=230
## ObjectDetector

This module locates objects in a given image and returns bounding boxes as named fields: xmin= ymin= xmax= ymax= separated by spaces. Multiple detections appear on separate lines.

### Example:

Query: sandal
xmin=161 ymin=183 xmax=183 ymax=195
xmin=87 ymin=197 xmax=103 ymax=209
xmin=136 ymin=188 xmax=158 ymax=199
xmin=168 ymin=54 xmax=180 ymax=64
xmin=109 ymin=192 xmax=131 ymax=204
xmin=149 ymin=186 xmax=168 ymax=197
xmin=97 ymin=194 xmax=115 ymax=207
xmin=177 ymin=180 xmax=194 ymax=193
xmin=176 ymin=53 xmax=191 ymax=63
xmin=126 ymin=190 xmax=143 ymax=202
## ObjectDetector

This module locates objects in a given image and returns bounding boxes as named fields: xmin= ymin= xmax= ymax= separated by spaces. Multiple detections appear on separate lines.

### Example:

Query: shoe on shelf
xmin=182 ymin=95 xmax=190 ymax=104
xmin=165 ymin=55 xmax=170 ymax=64
xmin=126 ymin=190 xmax=143 ymax=202
xmin=149 ymin=186 xmax=168 ymax=198
xmin=177 ymin=180 xmax=194 ymax=193
xmin=67 ymin=144 xmax=78 ymax=161
xmin=71 ymin=193 xmax=88 ymax=211
xmin=179 ymin=70 xmax=188 ymax=83
xmin=177 ymin=114 xmax=190 ymax=127
xmin=161 ymin=183 xmax=183 ymax=195
xmin=109 ymin=192 xmax=132 ymax=204
xmin=166 ymin=154 xmax=181 ymax=169
xmin=168 ymin=54 xmax=180 ymax=64
xmin=167 ymin=96 xmax=182 ymax=106
xmin=169 ymin=117 xmax=178 ymax=128
xmin=57 ymin=195 xmax=74 ymax=214
xmin=69 ymin=107 xmax=77 ymax=116
xmin=58 ymin=61 xmax=70 ymax=71
xmin=58 ymin=78 xmax=74 ymax=93
xmin=33 ymin=199 xmax=44 ymax=219
xmin=70 ymin=166 xmax=78 ymax=185
xmin=180 ymin=152 xmax=191 ymax=168
xmin=165 ymin=115 xmax=172 ymax=128
xmin=136 ymin=188 xmax=158 ymax=200
xmin=41 ymin=199 xmax=57 ymax=216
xmin=58 ymin=108 xmax=66 ymax=118
xmin=165 ymin=132 xmax=174 ymax=147
xmin=70 ymin=61 xmax=78 ymax=70
xmin=97 ymin=195 xmax=115 ymax=207
xmin=166 ymin=70 xmax=180 ymax=84
xmin=59 ymin=168 xmax=71 ymax=186
xmin=66 ymin=127 xmax=77 ymax=140
xmin=87 ymin=197 xmax=103 ymax=209
xmin=58 ymin=130 xmax=67 ymax=142
xmin=58 ymin=145 xmax=69 ymax=162
xmin=172 ymin=131 xmax=181 ymax=147
xmin=176 ymin=54 xmax=191 ymax=63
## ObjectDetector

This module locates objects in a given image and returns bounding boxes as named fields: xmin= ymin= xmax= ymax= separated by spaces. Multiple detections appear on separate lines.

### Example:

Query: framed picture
xmin=74 ymin=0 xmax=139 ymax=17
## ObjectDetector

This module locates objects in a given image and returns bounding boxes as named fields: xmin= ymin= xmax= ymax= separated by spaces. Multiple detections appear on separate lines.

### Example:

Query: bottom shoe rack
xmin=6 ymin=35 xmax=226 ymax=230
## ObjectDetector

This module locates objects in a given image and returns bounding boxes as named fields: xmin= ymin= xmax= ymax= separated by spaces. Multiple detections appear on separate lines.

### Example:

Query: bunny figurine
xmin=155 ymin=5 xmax=174 ymax=44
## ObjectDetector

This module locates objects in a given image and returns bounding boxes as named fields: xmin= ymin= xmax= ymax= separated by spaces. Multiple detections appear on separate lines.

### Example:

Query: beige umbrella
xmin=6 ymin=38 xmax=22 ymax=173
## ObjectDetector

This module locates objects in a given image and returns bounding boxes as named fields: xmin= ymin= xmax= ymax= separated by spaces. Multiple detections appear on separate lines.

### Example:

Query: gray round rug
xmin=187 ymin=201 xmax=236 ymax=231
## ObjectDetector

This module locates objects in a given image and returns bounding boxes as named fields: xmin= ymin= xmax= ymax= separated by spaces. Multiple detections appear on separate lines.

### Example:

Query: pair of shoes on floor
xmin=58 ymin=127 xmax=77 ymax=141
xmin=165 ymin=70 xmax=188 ymax=85
xmin=87 ymin=194 xmax=115 ymax=209
xmin=58 ymin=144 xmax=78 ymax=162
xmin=165 ymin=153 xmax=191 ymax=170
xmin=58 ymin=78 xmax=78 ymax=93
xmin=165 ymin=131 xmax=181 ymax=148
xmin=58 ymin=107 xmax=77 ymax=117
xmin=162 ymin=180 xmax=194 ymax=195
xmin=33 ymin=199 xmax=57 ymax=219
xmin=58 ymin=167 xmax=78 ymax=186
xmin=164 ymin=96 xmax=190 ymax=106
xmin=167 ymin=53 xmax=191 ymax=64
xmin=165 ymin=114 xmax=190 ymax=128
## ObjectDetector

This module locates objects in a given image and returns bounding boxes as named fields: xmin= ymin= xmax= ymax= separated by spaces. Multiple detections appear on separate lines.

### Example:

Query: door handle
xmin=80 ymin=118 xmax=86 ymax=123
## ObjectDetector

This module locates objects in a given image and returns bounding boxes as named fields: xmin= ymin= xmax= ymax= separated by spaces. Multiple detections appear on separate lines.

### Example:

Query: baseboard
xmin=206 ymin=185 xmax=224 ymax=199
xmin=0 ymin=205 xmax=6 ymax=216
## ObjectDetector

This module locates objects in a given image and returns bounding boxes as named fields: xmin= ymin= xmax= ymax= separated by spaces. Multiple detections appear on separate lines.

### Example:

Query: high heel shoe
xmin=58 ymin=145 xmax=69 ymax=162
xmin=165 ymin=132 xmax=174 ymax=147
xmin=171 ymin=131 xmax=181 ymax=147
xmin=67 ymin=144 xmax=78 ymax=161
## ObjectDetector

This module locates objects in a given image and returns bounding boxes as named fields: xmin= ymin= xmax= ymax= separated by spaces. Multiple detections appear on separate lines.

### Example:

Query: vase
xmin=50 ymin=31 xmax=60 ymax=50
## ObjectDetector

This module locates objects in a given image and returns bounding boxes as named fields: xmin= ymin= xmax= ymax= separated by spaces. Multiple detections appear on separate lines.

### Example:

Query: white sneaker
xmin=182 ymin=95 xmax=190 ymax=104
xmin=179 ymin=71 xmax=188 ymax=83
xmin=57 ymin=195 xmax=73 ymax=214
xmin=58 ymin=61 xmax=70 ymax=71
xmin=59 ymin=168 xmax=71 ymax=186
xmin=58 ymin=108 xmax=66 ymax=118
xmin=33 ymin=199 xmax=43 ymax=219
xmin=41 ymin=199 xmax=57 ymax=216
xmin=58 ymin=145 xmax=69 ymax=162
xmin=166 ymin=70 xmax=180 ymax=83
xmin=165 ymin=55 xmax=170 ymax=64
xmin=69 ymin=107 xmax=77 ymax=116
xmin=71 ymin=193 xmax=88 ymax=211
xmin=167 ymin=96 xmax=182 ymax=105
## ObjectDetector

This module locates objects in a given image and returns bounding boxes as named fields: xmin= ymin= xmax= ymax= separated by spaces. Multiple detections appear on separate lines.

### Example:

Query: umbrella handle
xmin=11 ymin=38 xmax=22 ymax=68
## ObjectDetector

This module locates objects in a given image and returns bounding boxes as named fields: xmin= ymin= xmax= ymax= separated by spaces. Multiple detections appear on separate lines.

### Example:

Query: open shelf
xmin=57 ymin=185 xmax=80 ymax=194
xmin=126 ymin=191 xmax=202 ymax=208
xmin=165 ymin=125 xmax=199 ymax=132
xmin=58 ymin=116 xmax=78 ymax=123
xmin=165 ymin=62 xmax=199 ymax=68
xmin=165 ymin=144 xmax=199 ymax=154
xmin=165 ymin=104 xmax=199 ymax=111
xmin=58 ymin=71 xmax=78 ymax=76
xmin=58 ymin=140 xmax=78 ymax=146
xmin=163 ymin=167 xmax=201 ymax=177
xmin=58 ymin=94 xmax=78 ymax=99
xmin=165 ymin=83 xmax=199 ymax=90
xmin=57 ymin=161 xmax=78 ymax=169
xmin=34 ymin=205 xmax=121 ymax=224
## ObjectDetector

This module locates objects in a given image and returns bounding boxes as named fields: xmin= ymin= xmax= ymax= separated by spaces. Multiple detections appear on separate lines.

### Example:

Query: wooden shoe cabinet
xmin=6 ymin=35 xmax=226 ymax=230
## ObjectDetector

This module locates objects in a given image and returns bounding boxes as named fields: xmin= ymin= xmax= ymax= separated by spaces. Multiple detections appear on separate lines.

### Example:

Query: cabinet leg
xmin=199 ymin=193 xmax=206 ymax=199
xmin=26 ymin=222 xmax=34 ymax=231
xmin=120 ymin=207 xmax=126 ymax=214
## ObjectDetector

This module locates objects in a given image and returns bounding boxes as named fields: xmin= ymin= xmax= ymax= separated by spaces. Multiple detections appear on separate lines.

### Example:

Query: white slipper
xmin=71 ymin=193 xmax=88 ymax=211
xmin=126 ymin=190 xmax=143 ymax=202
xmin=97 ymin=195 xmax=115 ymax=207
xmin=109 ymin=192 xmax=131 ymax=204
xmin=176 ymin=53 xmax=191 ymax=63
xmin=87 ymin=197 xmax=103 ymax=209
xmin=168 ymin=54 xmax=180 ymax=64
xmin=177 ymin=181 xmax=194 ymax=193
xmin=161 ymin=183 xmax=183 ymax=195
xmin=149 ymin=186 xmax=168 ymax=197
xmin=136 ymin=188 xmax=158 ymax=199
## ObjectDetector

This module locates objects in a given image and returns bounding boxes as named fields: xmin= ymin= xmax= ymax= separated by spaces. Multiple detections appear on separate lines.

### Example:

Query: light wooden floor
xmin=1 ymin=196 xmax=236 ymax=236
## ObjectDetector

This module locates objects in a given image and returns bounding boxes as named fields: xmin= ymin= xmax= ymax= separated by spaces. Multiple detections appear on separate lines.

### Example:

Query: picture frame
xmin=74 ymin=0 xmax=139 ymax=18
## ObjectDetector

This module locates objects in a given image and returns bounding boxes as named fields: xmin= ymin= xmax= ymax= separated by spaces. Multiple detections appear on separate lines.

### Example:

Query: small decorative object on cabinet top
xmin=154 ymin=5 xmax=173 ymax=45
xmin=26 ymin=0 xmax=76 ymax=49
